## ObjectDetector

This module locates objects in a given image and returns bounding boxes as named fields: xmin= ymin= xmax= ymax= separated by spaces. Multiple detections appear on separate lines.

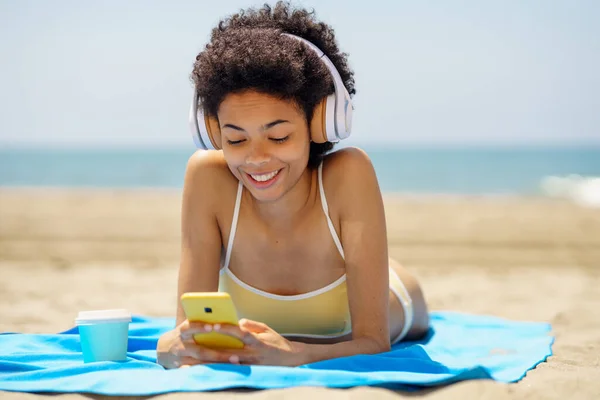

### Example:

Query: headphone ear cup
xmin=310 ymin=98 xmax=328 ymax=144
xmin=204 ymin=115 xmax=222 ymax=150
xmin=193 ymin=103 xmax=221 ymax=150
xmin=324 ymin=93 xmax=338 ymax=142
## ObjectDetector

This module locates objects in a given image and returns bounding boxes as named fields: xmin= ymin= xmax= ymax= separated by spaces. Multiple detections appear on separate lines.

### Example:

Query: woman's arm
xmin=174 ymin=150 xmax=226 ymax=326
xmin=289 ymin=336 xmax=385 ymax=365
xmin=157 ymin=150 xmax=229 ymax=368
xmin=322 ymin=147 xmax=392 ymax=353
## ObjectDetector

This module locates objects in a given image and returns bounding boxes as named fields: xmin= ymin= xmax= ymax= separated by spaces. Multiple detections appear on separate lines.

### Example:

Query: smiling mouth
xmin=247 ymin=169 xmax=281 ymax=181
xmin=245 ymin=168 xmax=282 ymax=187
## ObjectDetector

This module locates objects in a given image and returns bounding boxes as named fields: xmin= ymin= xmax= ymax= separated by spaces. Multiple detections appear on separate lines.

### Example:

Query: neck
xmin=250 ymin=167 xmax=317 ymax=228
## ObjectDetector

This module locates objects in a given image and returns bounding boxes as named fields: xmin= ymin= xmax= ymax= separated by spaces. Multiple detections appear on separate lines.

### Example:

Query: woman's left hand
xmin=200 ymin=319 xmax=305 ymax=366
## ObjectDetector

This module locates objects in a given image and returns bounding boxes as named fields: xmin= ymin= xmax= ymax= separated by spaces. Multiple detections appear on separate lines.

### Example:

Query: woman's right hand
xmin=156 ymin=320 xmax=235 ymax=369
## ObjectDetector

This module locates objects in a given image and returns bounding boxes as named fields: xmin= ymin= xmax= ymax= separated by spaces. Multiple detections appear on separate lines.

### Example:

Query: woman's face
xmin=217 ymin=90 xmax=311 ymax=203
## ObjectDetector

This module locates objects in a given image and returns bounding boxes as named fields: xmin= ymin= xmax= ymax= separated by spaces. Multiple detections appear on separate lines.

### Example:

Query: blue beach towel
xmin=0 ymin=312 xmax=553 ymax=395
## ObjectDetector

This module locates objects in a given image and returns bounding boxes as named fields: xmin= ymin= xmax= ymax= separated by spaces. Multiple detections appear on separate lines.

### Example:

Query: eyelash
xmin=226 ymin=137 xmax=289 ymax=145
xmin=272 ymin=136 xmax=289 ymax=143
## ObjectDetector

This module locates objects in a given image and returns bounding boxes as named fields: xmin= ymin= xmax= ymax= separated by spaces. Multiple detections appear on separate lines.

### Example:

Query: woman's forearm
xmin=291 ymin=337 xmax=391 ymax=365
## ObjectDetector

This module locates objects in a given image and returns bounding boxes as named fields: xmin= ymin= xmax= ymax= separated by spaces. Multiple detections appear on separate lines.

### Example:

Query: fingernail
xmin=213 ymin=323 xmax=221 ymax=331
xmin=229 ymin=355 xmax=240 ymax=364
xmin=204 ymin=324 xmax=212 ymax=332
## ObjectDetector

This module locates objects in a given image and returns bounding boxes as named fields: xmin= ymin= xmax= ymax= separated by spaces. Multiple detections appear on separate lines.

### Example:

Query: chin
xmin=247 ymin=185 xmax=286 ymax=203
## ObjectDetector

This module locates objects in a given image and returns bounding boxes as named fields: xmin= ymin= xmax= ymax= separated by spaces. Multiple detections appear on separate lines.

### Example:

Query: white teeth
xmin=250 ymin=170 xmax=279 ymax=182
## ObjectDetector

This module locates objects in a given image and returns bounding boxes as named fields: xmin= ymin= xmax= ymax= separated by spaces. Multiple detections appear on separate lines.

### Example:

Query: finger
xmin=218 ymin=349 xmax=259 ymax=365
xmin=179 ymin=324 xmax=215 ymax=341
xmin=179 ymin=320 xmax=217 ymax=335
xmin=178 ymin=319 xmax=199 ymax=331
xmin=178 ymin=344 xmax=239 ymax=364
xmin=186 ymin=321 xmax=213 ymax=331
xmin=179 ymin=343 xmax=259 ymax=365
xmin=178 ymin=319 xmax=190 ymax=329
xmin=212 ymin=323 xmax=256 ymax=345
xmin=238 ymin=318 xmax=269 ymax=333
xmin=173 ymin=356 xmax=204 ymax=368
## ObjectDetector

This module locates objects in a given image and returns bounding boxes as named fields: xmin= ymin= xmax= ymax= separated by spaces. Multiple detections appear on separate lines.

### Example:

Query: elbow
xmin=377 ymin=339 xmax=392 ymax=353
xmin=362 ymin=336 xmax=391 ymax=354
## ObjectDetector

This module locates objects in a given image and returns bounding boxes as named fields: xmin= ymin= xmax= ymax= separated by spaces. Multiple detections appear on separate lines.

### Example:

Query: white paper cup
xmin=75 ymin=309 xmax=131 ymax=363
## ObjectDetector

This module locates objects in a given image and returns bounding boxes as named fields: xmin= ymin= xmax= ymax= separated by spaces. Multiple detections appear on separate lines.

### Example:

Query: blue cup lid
xmin=75 ymin=309 xmax=131 ymax=325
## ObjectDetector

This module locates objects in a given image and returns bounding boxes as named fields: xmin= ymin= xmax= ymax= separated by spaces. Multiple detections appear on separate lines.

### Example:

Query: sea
xmin=1 ymin=145 xmax=599 ymax=195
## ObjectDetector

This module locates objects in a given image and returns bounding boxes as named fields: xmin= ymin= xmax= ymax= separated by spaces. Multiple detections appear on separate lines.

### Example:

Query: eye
xmin=271 ymin=136 xmax=289 ymax=144
xmin=227 ymin=139 xmax=245 ymax=145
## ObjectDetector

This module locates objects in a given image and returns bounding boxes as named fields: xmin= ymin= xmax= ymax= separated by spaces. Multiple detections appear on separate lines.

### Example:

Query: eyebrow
xmin=222 ymin=119 xmax=290 ymax=132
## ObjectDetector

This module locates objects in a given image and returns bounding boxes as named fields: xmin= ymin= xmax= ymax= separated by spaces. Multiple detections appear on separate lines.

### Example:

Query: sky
xmin=0 ymin=0 xmax=599 ymax=149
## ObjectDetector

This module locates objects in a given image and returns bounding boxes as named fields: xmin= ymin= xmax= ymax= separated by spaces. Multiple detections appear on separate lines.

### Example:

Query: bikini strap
xmin=223 ymin=180 xmax=243 ymax=269
xmin=318 ymin=162 xmax=345 ymax=260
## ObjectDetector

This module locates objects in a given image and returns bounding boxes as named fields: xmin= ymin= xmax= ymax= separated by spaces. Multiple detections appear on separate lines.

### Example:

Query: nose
xmin=245 ymin=141 xmax=271 ymax=166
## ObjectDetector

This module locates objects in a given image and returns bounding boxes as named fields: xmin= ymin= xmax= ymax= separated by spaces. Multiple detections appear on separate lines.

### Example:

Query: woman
xmin=157 ymin=1 xmax=429 ymax=368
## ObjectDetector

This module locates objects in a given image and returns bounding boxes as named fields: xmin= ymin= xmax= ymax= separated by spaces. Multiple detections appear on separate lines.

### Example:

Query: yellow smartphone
xmin=180 ymin=292 xmax=245 ymax=349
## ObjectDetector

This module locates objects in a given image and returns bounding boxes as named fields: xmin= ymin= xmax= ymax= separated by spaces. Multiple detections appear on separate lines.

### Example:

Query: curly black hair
xmin=191 ymin=1 xmax=356 ymax=168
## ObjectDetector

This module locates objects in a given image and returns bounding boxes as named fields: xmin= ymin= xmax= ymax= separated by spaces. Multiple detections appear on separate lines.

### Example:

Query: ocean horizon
xmin=1 ymin=145 xmax=599 ymax=195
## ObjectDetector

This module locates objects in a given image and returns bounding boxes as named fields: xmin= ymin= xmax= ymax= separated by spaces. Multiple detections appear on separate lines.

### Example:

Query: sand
xmin=1 ymin=189 xmax=599 ymax=399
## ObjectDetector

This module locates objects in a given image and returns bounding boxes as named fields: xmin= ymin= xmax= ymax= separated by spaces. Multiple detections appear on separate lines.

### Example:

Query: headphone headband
xmin=189 ymin=33 xmax=354 ymax=150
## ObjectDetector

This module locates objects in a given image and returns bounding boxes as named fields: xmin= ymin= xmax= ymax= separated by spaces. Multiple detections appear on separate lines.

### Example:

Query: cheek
xmin=222 ymin=148 xmax=246 ymax=178
xmin=281 ymin=139 xmax=310 ymax=165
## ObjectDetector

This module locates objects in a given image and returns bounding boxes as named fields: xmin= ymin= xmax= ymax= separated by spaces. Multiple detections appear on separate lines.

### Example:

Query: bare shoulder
xmin=321 ymin=147 xmax=382 ymax=215
xmin=322 ymin=146 xmax=378 ymax=191
xmin=183 ymin=150 xmax=239 ymax=209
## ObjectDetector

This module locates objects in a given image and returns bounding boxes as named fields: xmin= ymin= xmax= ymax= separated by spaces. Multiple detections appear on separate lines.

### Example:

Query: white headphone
xmin=189 ymin=33 xmax=354 ymax=150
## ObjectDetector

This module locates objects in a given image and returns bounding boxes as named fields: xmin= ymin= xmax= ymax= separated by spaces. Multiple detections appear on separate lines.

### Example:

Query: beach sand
xmin=1 ymin=189 xmax=599 ymax=399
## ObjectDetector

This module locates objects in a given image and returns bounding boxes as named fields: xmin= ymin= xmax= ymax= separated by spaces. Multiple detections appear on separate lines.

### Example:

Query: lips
xmin=244 ymin=168 xmax=283 ymax=189
xmin=249 ymin=169 xmax=280 ymax=182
